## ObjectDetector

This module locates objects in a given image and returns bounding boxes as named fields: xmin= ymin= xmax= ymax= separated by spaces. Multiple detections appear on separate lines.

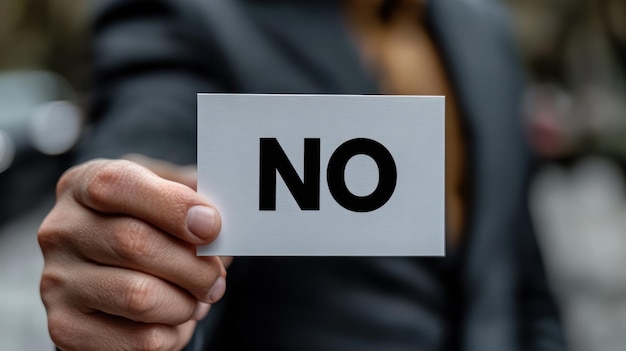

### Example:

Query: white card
xmin=197 ymin=94 xmax=444 ymax=256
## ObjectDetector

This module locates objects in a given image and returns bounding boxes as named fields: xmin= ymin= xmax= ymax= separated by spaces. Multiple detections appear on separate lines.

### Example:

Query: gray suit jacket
xmin=85 ymin=0 xmax=566 ymax=350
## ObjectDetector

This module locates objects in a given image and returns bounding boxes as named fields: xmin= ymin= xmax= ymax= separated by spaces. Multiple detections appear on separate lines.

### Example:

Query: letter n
xmin=259 ymin=138 xmax=320 ymax=210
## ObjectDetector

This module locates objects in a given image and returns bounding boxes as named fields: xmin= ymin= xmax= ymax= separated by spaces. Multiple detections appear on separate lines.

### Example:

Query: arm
xmin=41 ymin=0 xmax=228 ymax=349
xmin=83 ymin=0 xmax=228 ymax=164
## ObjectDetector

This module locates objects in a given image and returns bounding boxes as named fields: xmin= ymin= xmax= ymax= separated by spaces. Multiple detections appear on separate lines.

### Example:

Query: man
xmin=39 ymin=0 xmax=566 ymax=350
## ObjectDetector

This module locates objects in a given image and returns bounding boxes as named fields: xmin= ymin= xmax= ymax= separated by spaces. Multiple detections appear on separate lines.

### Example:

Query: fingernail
xmin=207 ymin=277 xmax=226 ymax=303
xmin=192 ymin=302 xmax=211 ymax=321
xmin=186 ymin=206 xmax=218 ymax=241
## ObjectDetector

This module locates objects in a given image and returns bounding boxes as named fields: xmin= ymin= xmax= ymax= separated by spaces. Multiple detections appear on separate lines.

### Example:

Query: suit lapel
xmin=428 ymin=1 xmax=526 ymax=350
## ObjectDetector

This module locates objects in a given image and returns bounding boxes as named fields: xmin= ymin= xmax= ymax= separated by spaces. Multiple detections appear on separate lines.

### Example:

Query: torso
xmin=344 ymin=0 xmax=467 ymax=248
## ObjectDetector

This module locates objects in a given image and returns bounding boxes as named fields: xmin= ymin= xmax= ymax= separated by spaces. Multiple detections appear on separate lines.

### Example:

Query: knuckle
xmin=84 ymin=160 xmax=131 ymax=207
xmin=56 ymin=165 xmax=80 ymax=196
xmin=38 ymin=207 xmax=76 ymax=255
xmin=112 ymin=218 xmax=153 ymax=262
xmin=124 ymin=277 xmax=158 ymax=317
xmin=40 ymin=267 xmax=65 ymax=302
xmin=37 ymin=215 xmax=63 ymax=251
xmin=190 ymin=258 xmax=222 ymax=297
xmin=47 ymin=310 xmax=75 ymax=350
xmin=135 ymin=325 xmax=170 ymax=351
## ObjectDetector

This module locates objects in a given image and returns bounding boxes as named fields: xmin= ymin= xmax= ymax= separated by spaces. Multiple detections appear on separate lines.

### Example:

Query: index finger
xmin=60 ymin=159 xmax=220 ymax=245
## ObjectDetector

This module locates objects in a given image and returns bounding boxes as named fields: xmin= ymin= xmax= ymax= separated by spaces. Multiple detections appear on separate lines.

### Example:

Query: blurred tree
xmin=508 ymin=0 xmax=626 ymax=159
xmin=507 ymin=1 xmax=626 ymax=350
xmin=0 ymin=0 xmax=86 ymax=90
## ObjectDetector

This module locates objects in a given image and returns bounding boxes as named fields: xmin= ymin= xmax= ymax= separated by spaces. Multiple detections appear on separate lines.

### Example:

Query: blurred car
xmin=0 ymin=70 xmax=83 ymax=225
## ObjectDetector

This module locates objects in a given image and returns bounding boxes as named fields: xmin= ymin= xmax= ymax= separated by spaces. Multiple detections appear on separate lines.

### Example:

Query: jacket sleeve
xmin=80 ymin=0 xmax=228 ymax=165
xmin=53 ymin=3 xmax=229 ymax=350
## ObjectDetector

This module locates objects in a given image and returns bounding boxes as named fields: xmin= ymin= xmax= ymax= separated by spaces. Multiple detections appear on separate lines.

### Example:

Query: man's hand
xmin=38 ymin=157 xmax=226 ymax=350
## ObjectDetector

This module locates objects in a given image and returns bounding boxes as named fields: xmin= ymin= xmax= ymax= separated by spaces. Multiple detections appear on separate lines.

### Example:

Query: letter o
xmin=327 ymin=138 xmax=397 ymax=212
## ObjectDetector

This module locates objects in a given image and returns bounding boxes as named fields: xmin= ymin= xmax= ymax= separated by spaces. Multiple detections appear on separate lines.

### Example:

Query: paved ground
xmin=0 ymin=197 xmax=54 ymax=350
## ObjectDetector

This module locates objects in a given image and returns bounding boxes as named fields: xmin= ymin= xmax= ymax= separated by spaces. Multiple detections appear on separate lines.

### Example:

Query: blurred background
xmin=509 ymin=0 xmax=626 ymax=349
xmin=0 ymin=0 xmax=624 ymax=350
xmin=0 ymin=0 xmax=86 ymax=349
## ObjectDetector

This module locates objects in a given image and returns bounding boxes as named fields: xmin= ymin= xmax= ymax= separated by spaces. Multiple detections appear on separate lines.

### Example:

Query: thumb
xmin=122 ymin=154 xmax=198 ymax=190
xmin=123 ymin=154 xmax=233 ymax=266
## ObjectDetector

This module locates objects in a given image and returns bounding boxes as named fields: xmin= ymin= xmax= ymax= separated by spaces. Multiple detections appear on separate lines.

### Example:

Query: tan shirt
xmin=344 ymin=0 xmax=467 ymax=248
